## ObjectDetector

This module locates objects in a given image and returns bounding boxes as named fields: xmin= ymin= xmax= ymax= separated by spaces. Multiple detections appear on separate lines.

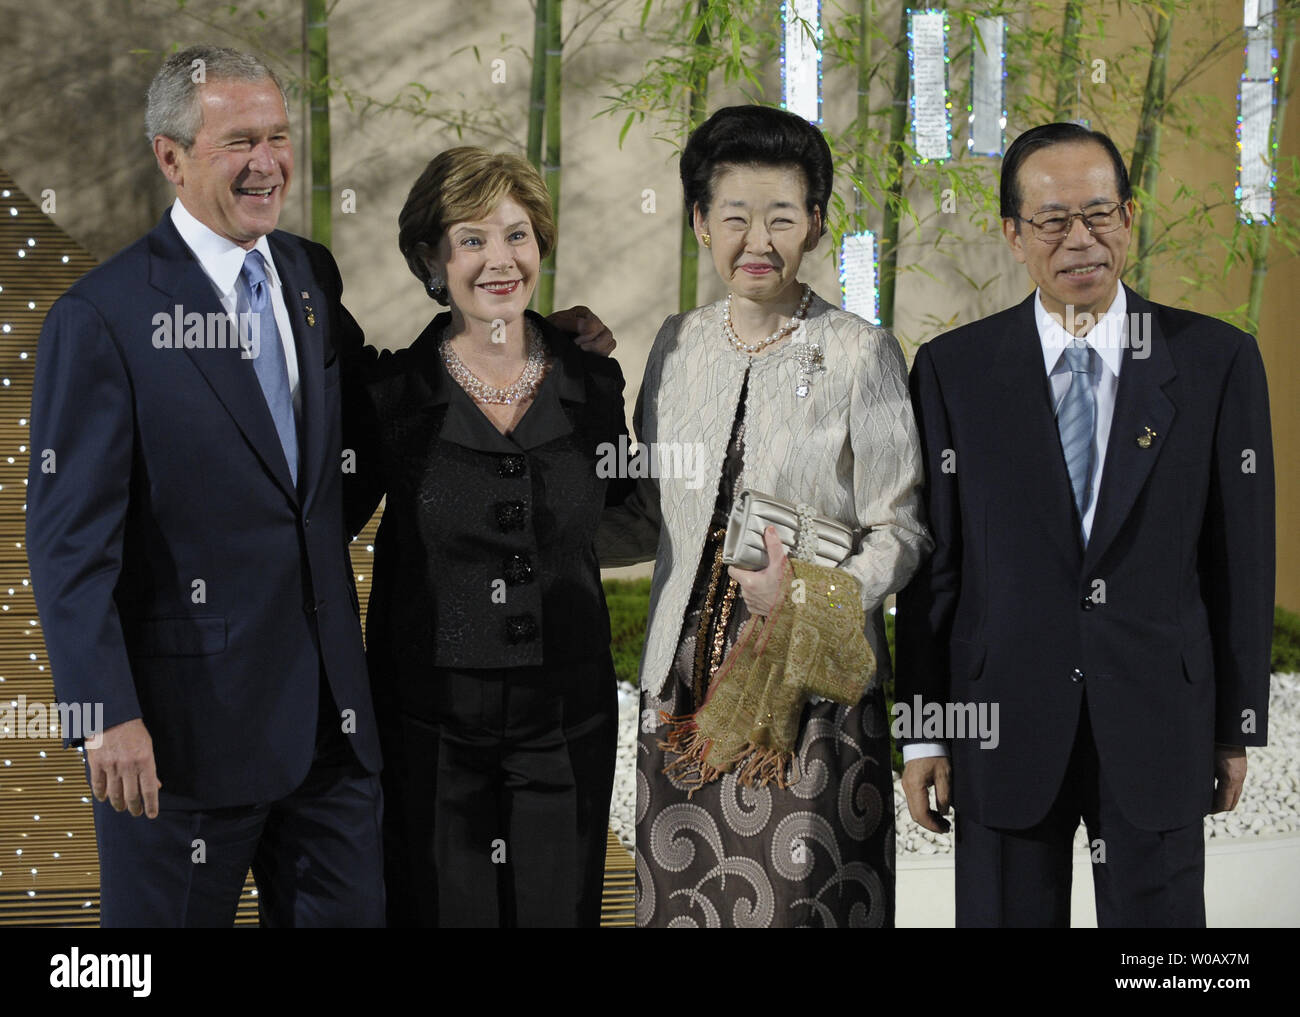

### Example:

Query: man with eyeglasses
xmin=895 ymin=122 xmax=1274 ymax=927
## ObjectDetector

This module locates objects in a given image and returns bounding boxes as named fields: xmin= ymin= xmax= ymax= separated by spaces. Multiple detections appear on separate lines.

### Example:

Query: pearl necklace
xmin=723 ymin=283 xmax=812 ymax=354
xmin=440 ymin=322 xmax=547 ymax=405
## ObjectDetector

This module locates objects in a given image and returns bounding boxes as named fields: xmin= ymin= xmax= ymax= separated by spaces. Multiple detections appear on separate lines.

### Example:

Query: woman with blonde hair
xmin=347 ymin=147 xmax=629 ymax=927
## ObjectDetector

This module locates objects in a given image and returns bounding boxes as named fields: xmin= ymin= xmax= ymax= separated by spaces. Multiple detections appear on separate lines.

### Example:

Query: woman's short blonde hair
xmin=398 ymin=147 xmax=556 ymax=295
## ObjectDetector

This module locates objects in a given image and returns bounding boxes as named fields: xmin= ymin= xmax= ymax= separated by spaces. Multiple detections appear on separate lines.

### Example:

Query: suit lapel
xmin=268 ymin=232 xmax=327 ymax=511
xmin=993 ymin=294 xmax=1085 ymax=570
xmin=511 ymin=312 xmax=584 ymax=451
xmin=147 ymin=215 xmax=298 ymax=503
xmin=1083 ymin=287 xmax=1176 ymax=572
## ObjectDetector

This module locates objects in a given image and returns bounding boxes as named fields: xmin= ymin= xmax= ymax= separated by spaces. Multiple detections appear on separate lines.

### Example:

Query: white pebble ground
xmin=609 ymin=674 xmax=1300 ymax=855
xmin=610 ymin=682 xmax=639 ymax=851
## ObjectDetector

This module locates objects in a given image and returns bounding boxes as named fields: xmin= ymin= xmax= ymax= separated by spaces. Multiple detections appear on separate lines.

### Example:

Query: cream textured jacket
xmin=597 ymin=291 xmax=932 ymax=699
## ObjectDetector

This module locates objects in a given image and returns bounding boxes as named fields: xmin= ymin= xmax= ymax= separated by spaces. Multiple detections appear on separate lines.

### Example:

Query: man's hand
xmin=902 ymin=755 xmax=952 ymax=833
xmin=548 ymin=305 xmax=615 ymax=356
xmin=727 ymin=526 xmax=788 ymax=616
xmin=1212 ymin=744 xmax=1247 ymax=813
xmin=87 ymin=718 xmax=162 ymax=819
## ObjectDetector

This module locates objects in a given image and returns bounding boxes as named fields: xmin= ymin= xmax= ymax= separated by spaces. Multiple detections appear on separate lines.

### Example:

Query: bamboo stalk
xmin=537 ymin=0 xmax=563 ymax=315
xmin=854 ymin=0 xmax=872 ymax=221
xmin=1247 ymin=4 xmax=1296 ymax=334
xmin=527 ymin=1 xmax=548 ymax=170
xmin=878 ymin=1 xmax=909 ymax=333
xmin=1053 ymin=1 xmax=1083 ymax=120
xmin=1130 ymin=1 xmax=1174 ymax=298
xmin=680 ymin=0 xmax=709 ymax=312
xmin=305 ymin=0 xmax=331 ymax=246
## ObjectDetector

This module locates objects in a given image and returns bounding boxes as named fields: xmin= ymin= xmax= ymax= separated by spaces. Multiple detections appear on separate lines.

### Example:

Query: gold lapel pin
xmin=1137 ymin=426 xmax=1157 ymax=449
xmin=304 ymin=305 xmax=316 ymax=327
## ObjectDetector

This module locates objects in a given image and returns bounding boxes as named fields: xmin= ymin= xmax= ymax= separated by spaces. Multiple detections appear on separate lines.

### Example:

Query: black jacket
xmin=895 ymin=287 xmax=1275 ymax=832
xmin=27 ymin=211 xmax=381 ymax=808
xmin=345 ymin=311 xmax=631 ymax=687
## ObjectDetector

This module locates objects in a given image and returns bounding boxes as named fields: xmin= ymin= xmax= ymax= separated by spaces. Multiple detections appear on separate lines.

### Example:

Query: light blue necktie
xmin=1056 ymin=341 xmax=1096 ymax=540
xmin=238 ymin=250 xmax=298 ymax=486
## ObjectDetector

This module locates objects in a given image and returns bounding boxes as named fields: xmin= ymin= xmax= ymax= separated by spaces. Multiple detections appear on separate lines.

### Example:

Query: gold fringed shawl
xmin=661 ymin=558 xmax=876 ymax=794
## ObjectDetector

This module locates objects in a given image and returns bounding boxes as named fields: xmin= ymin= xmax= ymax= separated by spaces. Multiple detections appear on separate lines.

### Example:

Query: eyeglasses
xmin=1016 ymin=201 xmax=1129 ymax=243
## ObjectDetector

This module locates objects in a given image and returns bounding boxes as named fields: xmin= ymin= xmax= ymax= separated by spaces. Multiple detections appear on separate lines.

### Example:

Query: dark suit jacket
xmin=345 ymin=310 xmax=632 ymax=694
xmin=26 ymin=210 xmax=381 ymax=809
xmin=896 ymin=286 xmax=1274 ymax=832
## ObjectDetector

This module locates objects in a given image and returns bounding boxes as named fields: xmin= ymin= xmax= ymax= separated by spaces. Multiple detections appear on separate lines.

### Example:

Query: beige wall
xmin=0 ymin=0 xmax=1293 ymax=603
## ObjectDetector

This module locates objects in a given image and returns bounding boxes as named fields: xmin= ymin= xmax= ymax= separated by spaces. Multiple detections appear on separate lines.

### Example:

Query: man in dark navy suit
xmin=896 ymin=123 xmax=1275 ymax=927
xmin=25 ymin=46 xmax=386 ymax=926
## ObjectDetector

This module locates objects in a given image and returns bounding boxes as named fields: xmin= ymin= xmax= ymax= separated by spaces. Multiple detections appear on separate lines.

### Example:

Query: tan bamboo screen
xmin=0 ymin=167 xmax=109 ymax=925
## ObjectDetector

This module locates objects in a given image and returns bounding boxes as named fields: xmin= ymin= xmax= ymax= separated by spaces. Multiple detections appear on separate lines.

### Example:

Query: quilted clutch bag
xmin=721 ymin=489 xmax=858 ymax=570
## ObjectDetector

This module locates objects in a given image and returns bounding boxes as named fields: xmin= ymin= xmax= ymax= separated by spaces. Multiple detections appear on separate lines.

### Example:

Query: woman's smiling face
xmin=694 ymin=163 xmax=820 ymax=301
xmin=426 ymin=196 xmax=540 ymax=331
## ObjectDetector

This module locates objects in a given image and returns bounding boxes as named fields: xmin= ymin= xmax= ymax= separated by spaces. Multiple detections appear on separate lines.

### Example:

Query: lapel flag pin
xmin=301 ymin=291 xmax=310 ymax=299
xmin=1136 ymin=426 xmax=1157 ymax=449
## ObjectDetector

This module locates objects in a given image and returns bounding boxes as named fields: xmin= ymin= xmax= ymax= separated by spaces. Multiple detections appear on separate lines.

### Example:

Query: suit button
xmin=1071 ymin=668 xmax=1085 ymax=683
xmin=494 ymin=500 xmax=527 ymax=532
xmin=505 ymin=614 xmax=537 ymax=644
xmin=498 ymin=454 xmax=527 ymax=478
xmin=304 ymin=600 xmax=318 ymax=615
xmin=502 ymin=553 xmax=534 ymax=585
xmin=1081 ymin=597 xmax=1093 ymax=611
xmin=304 ymin=517 xmax=311 ymax=529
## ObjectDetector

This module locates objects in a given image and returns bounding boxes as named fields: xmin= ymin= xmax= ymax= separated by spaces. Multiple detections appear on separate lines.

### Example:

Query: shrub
xmin=604 ymin=577 xmax=652 ymax=687
xmin=1274 ymin=604 xmax=1300 ymax=675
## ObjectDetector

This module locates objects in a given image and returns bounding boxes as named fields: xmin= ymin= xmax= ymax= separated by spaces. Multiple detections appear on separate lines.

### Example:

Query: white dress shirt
xmin=901 ymin=285 xmax=1128 ymax=764
xmin=169 ymin=200 xmax=301 ymax=418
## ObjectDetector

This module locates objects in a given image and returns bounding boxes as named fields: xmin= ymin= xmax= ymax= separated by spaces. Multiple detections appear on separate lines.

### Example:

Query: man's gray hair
xmin=145 ymin=45 xmax=288 ymax=149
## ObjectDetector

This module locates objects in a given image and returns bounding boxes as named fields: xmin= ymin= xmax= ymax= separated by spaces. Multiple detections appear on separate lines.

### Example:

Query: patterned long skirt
xmin=634 ymin=596 xmax=896 ymax=928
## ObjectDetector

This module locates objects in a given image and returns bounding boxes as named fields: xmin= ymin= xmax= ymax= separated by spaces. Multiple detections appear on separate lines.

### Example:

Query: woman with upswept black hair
xmin=599 ymin=105 xmax=930 ymax=927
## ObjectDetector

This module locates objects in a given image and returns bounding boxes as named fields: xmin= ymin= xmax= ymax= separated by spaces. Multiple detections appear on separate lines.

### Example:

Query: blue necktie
xmin=238 ymin=250 xmax=298 ymax=486
xmin=1056 ymin=342 xmax=1096 ymax=540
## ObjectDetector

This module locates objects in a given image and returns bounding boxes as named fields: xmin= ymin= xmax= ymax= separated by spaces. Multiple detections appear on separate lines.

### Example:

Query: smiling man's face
xmin=160 ymin=77 xmax=292 ymax=249
xmin=1003 ymin=140 xmax=1133 ymax=321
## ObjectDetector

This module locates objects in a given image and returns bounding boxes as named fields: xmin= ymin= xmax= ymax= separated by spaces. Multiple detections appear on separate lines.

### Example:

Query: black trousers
xmin=955 ymin=694 xmax=1206 ymax=928
xmin=92 ymin=676 xmax=385 ymax=928
xmin=380 ymin=656 xmax=617 ymax=928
